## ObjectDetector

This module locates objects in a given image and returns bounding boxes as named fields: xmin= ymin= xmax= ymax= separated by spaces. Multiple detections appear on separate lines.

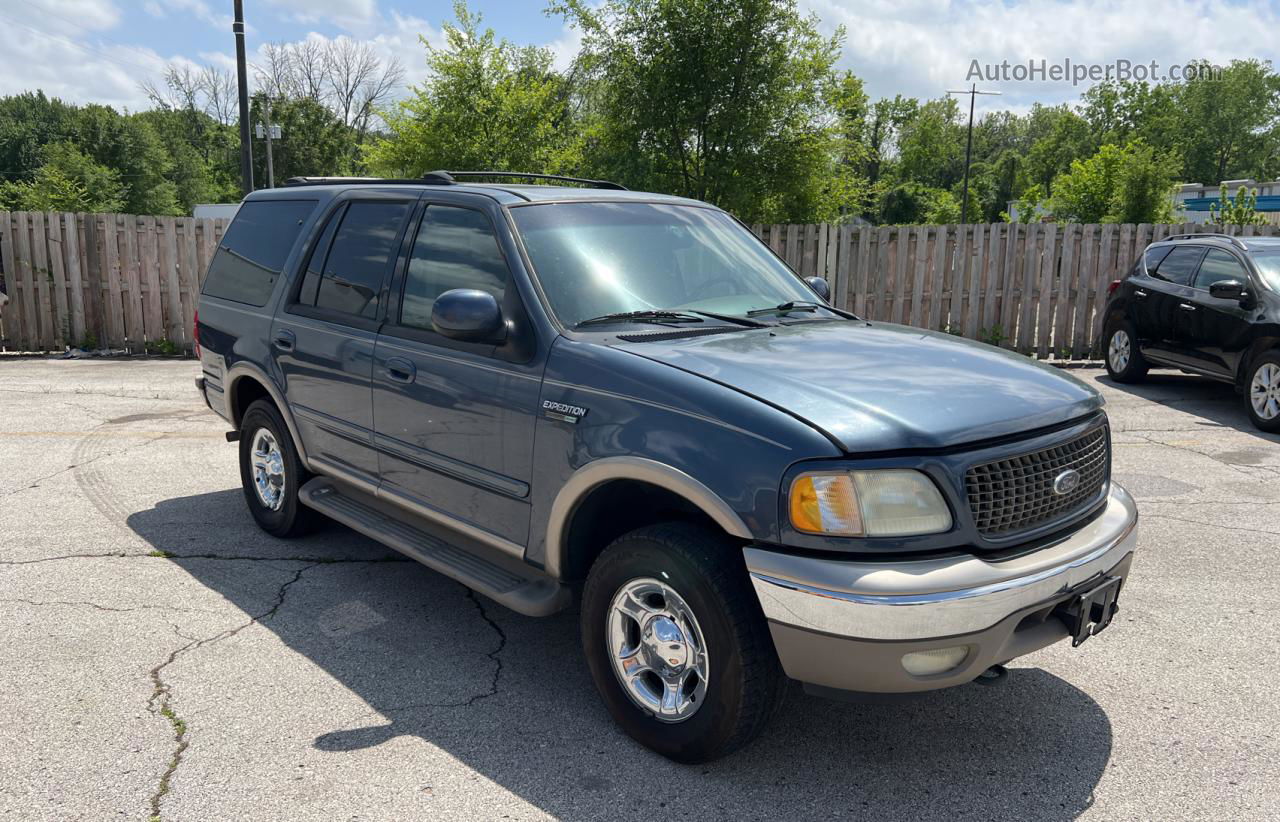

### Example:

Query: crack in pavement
xmin=0 ymin=431 xmax=169 ymax=499
xmin=0 ymin=598 xmax=218 ymax=614
xmin=146 ymin=561 xmax=322 ymax=821
xmin=0 ymin=552 xmax=411 ymax=566
xmin=1144 ymin=513 xmax=1280 ymax=539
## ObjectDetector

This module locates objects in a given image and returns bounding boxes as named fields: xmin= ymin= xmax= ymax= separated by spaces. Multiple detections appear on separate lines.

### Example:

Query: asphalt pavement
xmin=1 ymin=358 xmax=1277 ymax=821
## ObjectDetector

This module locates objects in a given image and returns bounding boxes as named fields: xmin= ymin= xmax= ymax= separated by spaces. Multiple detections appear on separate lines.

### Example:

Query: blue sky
xmin=1 ymin=0 xmax=1276 ymax=116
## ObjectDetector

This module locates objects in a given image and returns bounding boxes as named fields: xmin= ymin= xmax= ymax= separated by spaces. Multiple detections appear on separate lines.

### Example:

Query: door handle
xmin=1178 ymin=303 xmax=1197 ymax=312
xmin=272 ymin=329 xmax=296 ymax=351
xmin=1134 ymin=289 xmax=1149 ymax=298
xmin=384 ymin=356 xmax=416 ymax=384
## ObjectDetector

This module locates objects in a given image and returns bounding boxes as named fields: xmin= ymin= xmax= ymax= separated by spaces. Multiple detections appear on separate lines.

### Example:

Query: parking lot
xmin=1 ymin=357 xmax=1278 ymax=821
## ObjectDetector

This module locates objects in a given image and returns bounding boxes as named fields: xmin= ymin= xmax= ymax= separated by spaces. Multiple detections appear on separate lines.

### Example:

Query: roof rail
xmin=443 ymin=171 xmax=628 ymax=191
xmin=282 ymin=174 xmax=454 ymax=187
xmin=1161 ymin=232 xmax=1248 ymax=249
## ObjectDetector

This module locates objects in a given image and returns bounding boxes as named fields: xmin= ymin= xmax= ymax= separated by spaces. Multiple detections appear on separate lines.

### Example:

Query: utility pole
xmin=233 ymin=0 xmax=254 ymax=195
xmin=263 ymin=98 xmax=275 ymax=188
xmin=947 ymin=84 xmax=1000 ymax=224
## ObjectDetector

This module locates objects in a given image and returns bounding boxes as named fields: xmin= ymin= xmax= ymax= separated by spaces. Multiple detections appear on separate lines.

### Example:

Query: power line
xmin=0 ymin=10 xmax=165 ymax=79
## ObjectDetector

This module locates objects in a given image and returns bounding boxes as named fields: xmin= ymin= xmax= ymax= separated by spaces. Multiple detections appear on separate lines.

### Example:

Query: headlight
xmin=789 ymin=469 xmax=952 ymax=537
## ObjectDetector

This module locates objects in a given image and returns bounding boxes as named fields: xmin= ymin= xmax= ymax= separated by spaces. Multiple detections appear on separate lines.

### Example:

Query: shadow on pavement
xmin=129 ymin=489 xmax=1112 ymax=821
xmin=1103 ymin=371 xmax=1280 ymax=443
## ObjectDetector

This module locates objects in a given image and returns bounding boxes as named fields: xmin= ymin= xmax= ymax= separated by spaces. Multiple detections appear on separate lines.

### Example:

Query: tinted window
xmin=201 ymin=200 xmax=316 ymax=306
xmin=1193 ymin=249 xmax=1248 ymax=289
xmin=310 ymin=201 xmax=410 ymax=319
xmin=1152 ymin=246 xmax=1204 ymax=286
xmin=1141 ymin=245 xmax=1172 ymax=274
xmin=400 ymin=206 xmax=508 ymax=331
xmin=298 ymin=205 xmax=344 ymax=307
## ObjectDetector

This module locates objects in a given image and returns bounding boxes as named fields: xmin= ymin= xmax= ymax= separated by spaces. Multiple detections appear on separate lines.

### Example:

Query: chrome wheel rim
xmin=1250 ymin=362 xmax=1280 ymax=420
xmin=249 ymin=428 xmax=286 ymax=511
xmin=1108 ymin=329 xmax=1131 ymax=373
xmin=607 ymin=577 xmax=709 ymax=723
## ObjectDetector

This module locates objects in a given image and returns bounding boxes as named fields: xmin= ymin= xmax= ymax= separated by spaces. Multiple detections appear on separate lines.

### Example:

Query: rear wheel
xmin=238 ymin=399 xmax=317 ymax=537
xmin=581 ymin=523 xmax=784 ymax=763
xmin=1245 ymin=351 xmax=1280 ymax=432
xmin=1104 ymin=320 xmax=1148 ymax=383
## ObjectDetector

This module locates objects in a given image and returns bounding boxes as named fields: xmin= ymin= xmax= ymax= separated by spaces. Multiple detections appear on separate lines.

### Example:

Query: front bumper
xmin=745 ymin=484 xmax=1139 ymax=693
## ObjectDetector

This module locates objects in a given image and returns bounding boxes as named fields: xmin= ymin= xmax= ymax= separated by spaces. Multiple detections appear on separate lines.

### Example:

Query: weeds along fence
xmin=0 ymin=211 xmax=229 ymax=353
xmin=752 ymin=221 xmax=1280 ymax=359
xmin=1 ymin=210 xmax=1277 ymax=357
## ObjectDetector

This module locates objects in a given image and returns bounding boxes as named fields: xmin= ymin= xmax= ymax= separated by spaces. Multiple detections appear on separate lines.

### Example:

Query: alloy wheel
xmin=1251 ymin=362 xmax=1280 ymax=421
xmin=249 ymin=427 xmax=286 ymax=511
xmin=1108 ymin=329 xmax=1131 ymax=373
xmin=607 ymin=578 xmax=710 ymax=722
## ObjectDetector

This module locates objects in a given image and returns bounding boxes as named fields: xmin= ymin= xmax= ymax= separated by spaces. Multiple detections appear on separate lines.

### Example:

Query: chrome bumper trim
xmin=746 ymin=484 xmax=1138 ymax=641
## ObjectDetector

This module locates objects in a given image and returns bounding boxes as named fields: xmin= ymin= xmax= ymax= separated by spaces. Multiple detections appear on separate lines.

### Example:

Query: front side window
xmin=202 ymin=200 xmax=316 ymax=306
xmin=1193 ymin=249 xmax=1248 ymax=290
xmin=1151 ymin=246 xmax=1204 ymax=286
xmin=300 ymin=200 xmax=410 ymax=319
xmin=1250 ymin=251 xmax=1280 ymax=292
xmin=400 ymin=205 xmax=508 ymax=331
xmin=510 ymin=202 xmax=819 ymax=327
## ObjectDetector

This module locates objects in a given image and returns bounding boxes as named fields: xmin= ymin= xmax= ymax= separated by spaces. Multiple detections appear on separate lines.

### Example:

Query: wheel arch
xmin=1236 ymin=333 xmax=1280 ymax=387
xmin=546 ymin=457 xmax=752 ymax=581
xmin=224 ymin=362 xmax=310 ymax=467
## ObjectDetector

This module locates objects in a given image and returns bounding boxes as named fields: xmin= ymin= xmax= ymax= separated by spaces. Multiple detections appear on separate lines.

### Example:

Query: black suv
xmin=196 ymin=172 xmax=1138 ymax=762
xmin=1101 ymin=233 xmax=1280 ymax=430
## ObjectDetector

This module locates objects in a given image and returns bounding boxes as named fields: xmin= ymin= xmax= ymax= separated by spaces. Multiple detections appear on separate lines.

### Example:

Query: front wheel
xmin=581 ymin=523 xmax=784 ymax=763
xmin=1104 ymin=320 xmax=1148 ymax=383
xmin=1245 ymin=351 xmax=1280 ymax=432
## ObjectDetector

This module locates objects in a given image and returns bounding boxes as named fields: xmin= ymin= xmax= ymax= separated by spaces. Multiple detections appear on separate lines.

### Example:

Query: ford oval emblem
xmin=1053 ymin=469 xmax=1081 ymax=495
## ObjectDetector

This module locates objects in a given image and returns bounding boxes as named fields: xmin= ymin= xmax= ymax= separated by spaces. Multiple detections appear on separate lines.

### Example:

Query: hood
xmin=613 ymin=321 xmax=1102 ymax=453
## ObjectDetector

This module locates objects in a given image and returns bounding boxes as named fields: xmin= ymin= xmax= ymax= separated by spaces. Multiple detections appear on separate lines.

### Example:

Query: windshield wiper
xmin=576 ymin=310 xmax=704 ymax=328
xmin=684 ymin=309 xmax=771 ymax=328
xmin=746 ymin=301 xmax=858 ymax=319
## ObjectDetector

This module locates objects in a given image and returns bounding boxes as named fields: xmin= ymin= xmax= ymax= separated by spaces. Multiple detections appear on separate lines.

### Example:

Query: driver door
xmin=1177 ymin=248 xmax=1256 ymax=378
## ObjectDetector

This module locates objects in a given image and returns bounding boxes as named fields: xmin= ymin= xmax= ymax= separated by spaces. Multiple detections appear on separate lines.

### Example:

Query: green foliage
xmin=878 ymin=182 xmax=958 ymax=224
xmin=552 ymin=0 xmax=869 ymax=222
xmin=0 ymin=142 xmax=125 ymax=211
xmin=1047 ymin=141 xmax=1176 ymax=224
xmin=367 ymin=3 xmax=581 ymax=177
xmin=1210 ymin=186 xmax=1268 ymax=228
xmin=252 ymin=95 xmax=352 ymax=183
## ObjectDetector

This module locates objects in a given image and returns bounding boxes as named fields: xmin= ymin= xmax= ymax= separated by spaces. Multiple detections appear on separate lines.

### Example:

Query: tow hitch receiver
xmin=1057 ymin=576 xmax=1122 ymax=647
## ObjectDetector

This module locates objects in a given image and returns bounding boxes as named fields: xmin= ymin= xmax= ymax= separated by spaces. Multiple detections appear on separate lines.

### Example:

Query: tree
xmin=1174 ymin=60 xmax=1280 ymax=184
xmin=893 ymin=97 xmax=965 ymax=190
xmin=366 ymin=3 xmax=582 ymax=177
xmin=1210 ymin=186 xmax=1268 ymax=228
xmin=1047 ymin=141 xmax=1176 ymax=223
xmin=552 ymin=0 xmax=859 ymax=222
xmin=250 ymin=95 xmax=351 ymax=183
xmin=0 ymin=142 xmax=125 ymax=211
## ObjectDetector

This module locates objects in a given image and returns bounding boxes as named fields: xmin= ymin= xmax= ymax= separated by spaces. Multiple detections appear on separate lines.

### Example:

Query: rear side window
xmin=201 ymin=200 xmax=316 ymax=306
xmin=1193 ymin=249 xmax=1248 ymax=289
xmin=296 ymin=200 xmax=411 ymax=320
xmin=400 ymin=205 xmax=509 ymax=331
xmin=1151 ymin=246 xmax=1204 ymax=286
xmin=1140 ymin=245 xmax=1172 ymax=274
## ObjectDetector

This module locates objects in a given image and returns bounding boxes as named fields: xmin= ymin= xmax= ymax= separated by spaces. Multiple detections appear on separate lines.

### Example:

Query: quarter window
xmin=400 ymin=205 xmax=508 ymax=331
xmin=202 ymin=200 xmax=316 ymax=306
xmin=298 ymin=200 xmax=410 ymax=319
xmin=1151 ymin=246 xmax=1204 ymax=286
xmin=1193 ymin=249 xmax=1248 ymax=290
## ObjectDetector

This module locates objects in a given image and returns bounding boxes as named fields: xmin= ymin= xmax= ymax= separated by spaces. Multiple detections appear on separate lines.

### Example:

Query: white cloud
xmin=804 ymin=0 xmax=1280 ymax=111
xmin=264 ymin=0 xmax=379 ymax=30
xmin=25 ymin=0 xmax=121 ymax=31
xmin=143 ymin=0 xmax=232 ymax=29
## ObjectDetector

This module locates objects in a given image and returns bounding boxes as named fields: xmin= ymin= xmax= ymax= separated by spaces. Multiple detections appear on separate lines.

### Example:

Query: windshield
xmin=1251 ymin=251 xmax=1280 ymax=291
xmin=510 ymin=202 xmax=821 ymax=327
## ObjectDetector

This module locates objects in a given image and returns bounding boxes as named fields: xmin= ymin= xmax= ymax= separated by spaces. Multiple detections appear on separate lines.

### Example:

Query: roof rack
xmin=282 ymin=170 xmax=627 ymax=191
xmin=1161 ymin=232 xmax=1248 ymax=249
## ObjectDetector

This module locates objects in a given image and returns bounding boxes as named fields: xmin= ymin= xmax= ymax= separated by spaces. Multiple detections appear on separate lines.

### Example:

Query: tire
xmin=581 ymin=523 xmax=784 ymax=763
xmin=1104 ymin=319 xmax=1148 ymax=383
xmin=238 ymin=399 xmax=317 ymax=537
xmin=1244 ymin=350 xmax=1280 ymax=432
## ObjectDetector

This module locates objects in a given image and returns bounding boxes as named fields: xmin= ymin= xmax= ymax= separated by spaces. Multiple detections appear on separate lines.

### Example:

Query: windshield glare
xmin=510 ymin=202 xmax=819 ymax=326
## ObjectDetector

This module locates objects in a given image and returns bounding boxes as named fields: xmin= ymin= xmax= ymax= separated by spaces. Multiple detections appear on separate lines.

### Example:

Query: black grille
xmin=965 ymin=425 xmax=1110 ymax=539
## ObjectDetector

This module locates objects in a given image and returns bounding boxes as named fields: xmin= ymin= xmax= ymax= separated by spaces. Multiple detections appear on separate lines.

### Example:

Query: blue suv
xmin=196 ymin=171 xmax=1139 ymax=762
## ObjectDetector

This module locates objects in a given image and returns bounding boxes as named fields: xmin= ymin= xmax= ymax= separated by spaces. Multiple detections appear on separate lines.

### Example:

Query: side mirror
xmin=431 ymin=289 xmax=507 ymax=342
xmin=805 ymin=276 xmax=831 ymax=302
xmin=1209 ymin=279 xmax=1251 ymax=305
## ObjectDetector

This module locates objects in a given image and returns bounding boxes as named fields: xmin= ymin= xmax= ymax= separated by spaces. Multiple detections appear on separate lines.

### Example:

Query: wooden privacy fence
xmin=0 ymin=211 xmax=229 ymax=352
xmin=2 ymin=210 xmax=1279 ymax=358
xmin=752 ymin=221 xmax=1280 ymax=359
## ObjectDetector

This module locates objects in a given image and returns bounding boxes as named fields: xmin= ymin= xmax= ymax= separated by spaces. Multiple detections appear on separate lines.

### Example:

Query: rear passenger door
xmin=1134 ymin=245 xmax=1205 ymax=363
xmin=1178 ymin=248 xmax=1256 ymax=377
xmin=371 ymin=198 xmax=542 ymax=553
xmin=273 ymin=192 xmax=415 ymax=482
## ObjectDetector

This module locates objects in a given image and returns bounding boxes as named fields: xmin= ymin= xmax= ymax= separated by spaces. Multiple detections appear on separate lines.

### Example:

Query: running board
xmin=299 ymin=478 xmax=570 ymax=617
